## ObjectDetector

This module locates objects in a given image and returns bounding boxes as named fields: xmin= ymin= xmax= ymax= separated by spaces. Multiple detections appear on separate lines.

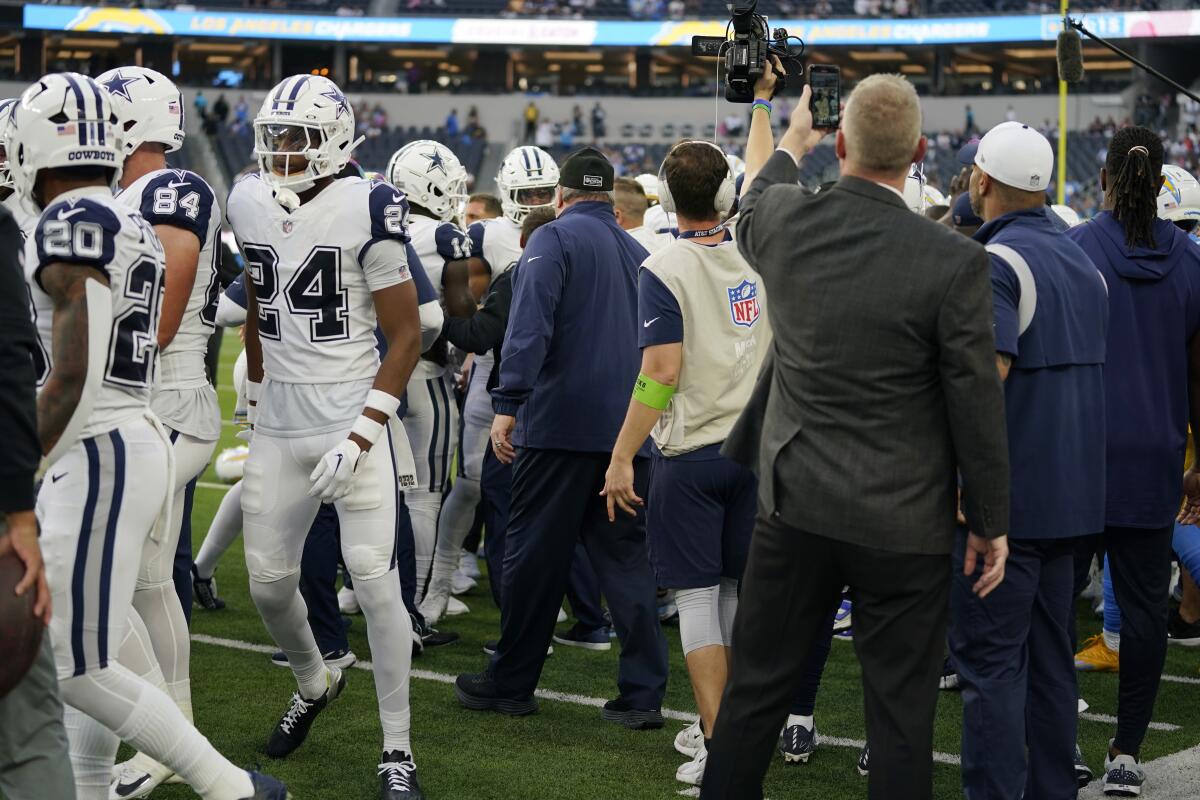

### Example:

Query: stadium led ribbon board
xmin=22 ymin=4 xmax=1200 ymax=46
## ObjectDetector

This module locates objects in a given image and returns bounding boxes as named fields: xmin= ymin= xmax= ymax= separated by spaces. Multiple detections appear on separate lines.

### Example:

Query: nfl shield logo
xmin=281 ymin=219 xmax=294 ymax=234
xmin=727 ymin=279 xmax=760 ymax=328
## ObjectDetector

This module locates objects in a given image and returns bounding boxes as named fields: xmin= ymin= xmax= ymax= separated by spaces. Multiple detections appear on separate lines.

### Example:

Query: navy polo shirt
xmin=976 ymin=207 xmax=1109 ymax=540
xmin=1067 ymin=213 xmax=1200 ymax=528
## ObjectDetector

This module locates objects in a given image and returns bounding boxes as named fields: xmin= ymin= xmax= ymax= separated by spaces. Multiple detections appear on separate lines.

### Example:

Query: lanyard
xmin=677 ymin=224 xmax=725 ymax=240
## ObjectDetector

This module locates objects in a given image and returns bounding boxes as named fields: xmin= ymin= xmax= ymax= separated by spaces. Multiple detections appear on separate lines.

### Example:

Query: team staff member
xmin=1067 ymin=127 xmax=1200 ymax=796
xmin=702 ymin=75 xmax=1010 ymax=800
xmin=0 ymin=203 xmax=75 ymax=800
xmin=455 ymin=147 xmax=669 ymax=724
xmin=613 ymin=177 xmax=667 ymax=254
xmin=602 ymin=139 xmax=768 ymax=787
xmin=950 ymin=122 xmax=1109 ymax=800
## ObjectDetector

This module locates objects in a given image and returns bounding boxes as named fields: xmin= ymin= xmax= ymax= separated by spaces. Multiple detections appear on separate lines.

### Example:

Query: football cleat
xmin=1103 ymin=744 xmax=1144 ymax=797
xmin=445 ymin=596 xmax=470 ymax=617
xmin=939 ymin=656 xmax=960 ymax=690
xmin=780 ymin=723 xmax=818 ymax=764
xmin=417 ymin=584 xmax=451 ymax=628
xmin=675 ymin=719 xmax=704 ymax=758
xmin=459 ymin=550 xmax=483 ymax=581
xmin=1075 ymin=635 xmax=1120 ymax=672
xmin=270 ymin=648 xmax=357 ymax=670
xmin=1075 ymin=744 xmax=1095 ymax=788
xmin=191 ymin=565 xmax=226 ymax=611
xmin=833 ymin=598 xmax=853 ymax=633
xmin=1167 ymin=607 xmax=1200 ymax=646
xmin=338 ymin=586 xmax=361 ymax=615
xmin=110 ymin=756 xmax=174 ymax=799
xmin=266 ymin=667 xmax=346 ymax=758
xmin=857 ymin=743 xmax=870 ymax=776
xmin=450 ymin=569 xmax=477 ymax=595
xmin=378 ymin=751 xmax=424 ymax=799
xmin=241 ymin=771 xmax=291 ymax=800
xmin=675 ymin=747 xmax=707 ymax=786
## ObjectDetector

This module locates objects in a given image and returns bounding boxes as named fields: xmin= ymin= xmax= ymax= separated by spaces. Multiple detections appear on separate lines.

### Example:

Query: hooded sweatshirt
xmin=1067 ymin=213 xmax=1200 ymax=528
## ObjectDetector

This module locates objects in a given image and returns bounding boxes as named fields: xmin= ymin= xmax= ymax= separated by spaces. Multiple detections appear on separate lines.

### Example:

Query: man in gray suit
xmin=701 ymin=75 xmax=1011 ymax=800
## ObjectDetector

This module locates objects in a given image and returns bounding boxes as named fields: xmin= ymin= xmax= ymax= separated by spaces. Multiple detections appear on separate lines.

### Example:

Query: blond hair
xmin=842 ymin=74 xmax=922 ymax=175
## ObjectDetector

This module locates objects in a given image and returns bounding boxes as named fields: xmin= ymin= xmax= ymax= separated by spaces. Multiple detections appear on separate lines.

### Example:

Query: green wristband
xmin=633 ymin=373 xmax=675 ymax=411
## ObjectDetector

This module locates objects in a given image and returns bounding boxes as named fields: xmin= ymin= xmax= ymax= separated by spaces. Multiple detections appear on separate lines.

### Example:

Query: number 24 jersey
xmin=225 ymin=174 xmax=412 ymax=387
xmin=24 ymin=186 xmax=166 ymax=439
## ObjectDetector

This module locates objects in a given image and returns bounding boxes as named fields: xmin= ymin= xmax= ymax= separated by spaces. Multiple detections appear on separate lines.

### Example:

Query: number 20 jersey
xmin=25 ymin=186 xmax=166 ymax=439
xmin=226 ymin=174 xmax=412 ymax=433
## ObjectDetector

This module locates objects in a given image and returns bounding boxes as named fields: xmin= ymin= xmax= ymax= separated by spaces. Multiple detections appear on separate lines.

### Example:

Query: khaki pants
xmin=0 ymin=635 xmax=75 ymax=799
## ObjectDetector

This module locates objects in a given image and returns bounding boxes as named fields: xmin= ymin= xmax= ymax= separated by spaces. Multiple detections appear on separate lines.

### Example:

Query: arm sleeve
xmin=989 ymin=254 xmax=1021 ymax=358
xmin=638 ymin=269 xmax=684 ymax=347
xmin=492 ymin=230 xmax=566 ymax=415
xmin=938 ymin=246 xmax=1011 ymax=540
xmin=442 ymin=270 xmax=513 ymax=355
xmin=734 ymin=149 xmax=803 ymax=277
xmin=0 ymin=212 xmax=41 ymax=512
xmin=138 ymin=170 xmax=216 ymax=243
xmin=33 ymin=200 xmax=121 ymax=288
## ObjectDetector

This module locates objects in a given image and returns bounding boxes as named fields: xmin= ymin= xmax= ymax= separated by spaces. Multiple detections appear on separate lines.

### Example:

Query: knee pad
xmin=343 ymin=542 xmax=394 ymax=583
xmin=676 ymin=585 xmax=725 ymax=656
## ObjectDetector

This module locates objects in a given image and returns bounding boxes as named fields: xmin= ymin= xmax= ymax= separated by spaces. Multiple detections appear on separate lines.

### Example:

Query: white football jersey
xmin=644 ymin=204 xmax=677 ymax=239
xmin=226 ymin=173 xmax=412 ymax=436
xmin=407 ymin=213 xmax=470 ymax=298
xmin=25 ymin=186 xmax=166 ymax=439
xmin=467 ymin=216 xmax=523 ymax=285
xmin=3 ymin=192 xmax=35 ymax=238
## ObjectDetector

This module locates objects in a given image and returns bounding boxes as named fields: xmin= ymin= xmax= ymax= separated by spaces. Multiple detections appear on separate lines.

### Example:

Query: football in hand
xmin=0 ymin=547 xmax=44 ymax=698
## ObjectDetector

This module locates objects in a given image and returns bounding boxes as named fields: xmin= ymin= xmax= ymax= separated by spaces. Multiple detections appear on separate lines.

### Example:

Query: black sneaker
xmin=601 ymin=697 xmax=664 ymax=730
xmin=242 ymin=770 xmax=290 ymax=799
xmin=1075 ymin=744 xmax=1095 ymax=788
xmin=409 ymin=613 xmax=425 ymax=659
xmin=454 ymin=671 xmax=538 ymax=716
xmin=1167 ymin=607 xmax=1200 ymax=646
xmin=378 ymin=751 xmax=424 ymax=799
xmin=857 ymin=743 xmax=870 ymax=776
xmin=780 ymin=723 xmax=818 ymax=764
xmin=939 ymin=656 xmax=960 ymax=691
xmin=266 ymin=667 xmax=346 ymax=758
xmin=192 ymin=565 xmax=225 ymax=611
xmin=270 ymin=648 xmax=357 ymax=670
xmin=410 ymin=615 xmax=459 ymax=652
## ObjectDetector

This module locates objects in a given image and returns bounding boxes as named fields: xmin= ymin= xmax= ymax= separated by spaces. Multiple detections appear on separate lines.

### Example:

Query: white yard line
xmin=1080 ymin=711 xmax=1180 ymax=732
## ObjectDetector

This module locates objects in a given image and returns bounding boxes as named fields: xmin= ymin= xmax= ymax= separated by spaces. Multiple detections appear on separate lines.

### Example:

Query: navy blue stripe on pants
xmin=949 ymin=532 xmax=1078 ymax=800
xmin=96 ymin=431 xmax=126 ymax=668
xmin=71 ymin=438 xmax=103 ymax=677
xmin=492 ymin=449 xmax=668 ymax=708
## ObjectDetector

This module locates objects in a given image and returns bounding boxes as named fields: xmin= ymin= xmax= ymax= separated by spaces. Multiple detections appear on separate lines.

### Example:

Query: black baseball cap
xmin=559 ymin=146 xmax=614 ymax=192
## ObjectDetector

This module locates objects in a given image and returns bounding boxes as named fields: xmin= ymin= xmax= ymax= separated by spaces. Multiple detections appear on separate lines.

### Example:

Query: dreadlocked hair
xmin=1105 ymin=126 xmax=1163 ymax=249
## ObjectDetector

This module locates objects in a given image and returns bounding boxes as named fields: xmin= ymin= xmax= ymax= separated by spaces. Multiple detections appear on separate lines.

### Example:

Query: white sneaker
xmin=460 ymin=550 xmax=482 ymax=580
xmin=109 ymin=754 xmax=174 ymax=799
xmin=557 ymin=607 xmax=568 ymax=624
xmin=450 ymin=569 xmax=477 ymax=596
xmin=674 ymin=719 xmax=704 ymax=758
xmin=676 ymin=747 xmax=707 ymax=786
xmin=1103 ymin=744 xmax=1145 ymax=796
xmin=1081 ymin=560 xmax=1103 ymax=602
xmin=337 ymin=586 xmax=360 ymax=615
xmin=419 ymin=582 xmax=451 ymax=627
xmin=445 ymin=596 xmax=470 ymax=616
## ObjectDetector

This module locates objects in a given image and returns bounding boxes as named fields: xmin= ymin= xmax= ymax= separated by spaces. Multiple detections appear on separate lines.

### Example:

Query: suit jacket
xmin=725 ymin=151 xmax=1009 ymax=554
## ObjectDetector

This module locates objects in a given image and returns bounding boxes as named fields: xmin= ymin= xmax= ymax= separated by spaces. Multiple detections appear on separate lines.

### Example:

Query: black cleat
xmin=266 ymin=667 xmax=346 ymax=758
xmin=241 ymin=771 xmax=291 ymax=799
xmin=780 ymin=723 xmax=818 ymax=764
xmin=601 ymin=697 xmax=664 ymax=730
xmin=857 ymin=743 xmax=870 ymax=776
xmin=192 ymin=565 xmax=226 ymax=610
xmin=454 ymin=671 xmax=538 ymax=716
xmin=378 ymin=751 xmax=424 ymax=799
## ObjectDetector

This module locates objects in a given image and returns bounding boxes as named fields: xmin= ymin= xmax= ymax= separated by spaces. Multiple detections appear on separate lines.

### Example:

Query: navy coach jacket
xmin=492 ymin=200 xmax=650 ymax=453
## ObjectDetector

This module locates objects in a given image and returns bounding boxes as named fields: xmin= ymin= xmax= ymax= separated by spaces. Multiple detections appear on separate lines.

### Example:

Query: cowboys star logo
xmin=422 ymin=149 xmax=448 ymax=176
xmin=320 ymin=86 xmax=350 ymax=120
xmin=101 ymin=71 xmax=138 ymax=102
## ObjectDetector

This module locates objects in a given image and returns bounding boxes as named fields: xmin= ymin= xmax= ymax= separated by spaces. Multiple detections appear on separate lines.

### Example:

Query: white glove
xmin=308 ymin=438 xmax=367 ymax=502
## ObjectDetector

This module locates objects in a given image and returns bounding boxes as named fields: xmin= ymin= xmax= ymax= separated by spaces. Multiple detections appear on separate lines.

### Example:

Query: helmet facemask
xmin=255 ymin=120 xmax=339 ymax=195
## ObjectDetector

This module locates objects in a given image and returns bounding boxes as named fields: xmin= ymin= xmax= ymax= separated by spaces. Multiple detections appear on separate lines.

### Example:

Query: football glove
xmin=309 ymin=438 xmax=367 ymax=502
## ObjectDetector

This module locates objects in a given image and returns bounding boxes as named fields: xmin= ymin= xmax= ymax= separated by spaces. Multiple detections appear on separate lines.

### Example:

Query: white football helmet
xmin=9 ymin=73 xmax=124 ymax=211
xmin=496 ymin=145 xmax=559 ymax=224
xmin=903 ymin=165 xmax=927 ymax=213
xmin=922 ymin=184 xmax=947 ymax=209
xmin=96 ymin=66 xmax=184 ymax=155
xmin=0 ymin=98 xmax=17 ymax=190
xmin=254 ymin=74 xmax=362 ymax=203
xmin=725 ymin=154 xmax=746 ymax=179
xmin=1158 ymin=164 xmax=1200 ymax=232
xmin=386 ymin=140 xmax=468 ymax=223
xmin=1051 ymin=204 xmax=1082 ymax=228
xmin=635 ymin=173 xmax=659 ymax=204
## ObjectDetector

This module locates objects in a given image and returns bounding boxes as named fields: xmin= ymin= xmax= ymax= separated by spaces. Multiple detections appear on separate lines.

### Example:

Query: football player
xmin=0 ymin=97 xmax=34 ymax=235
xmin=13 ymin=72 xmax=284 ymax=800
xmin=420 ymin=144 xmax=558 ymax=626
xmin=227 ymin=74 xmax=425 ymax=799
xmin=95 ymin=66 xmax=224 ymax=798
xmin=385 ymin=140 xmax=475 ymax=604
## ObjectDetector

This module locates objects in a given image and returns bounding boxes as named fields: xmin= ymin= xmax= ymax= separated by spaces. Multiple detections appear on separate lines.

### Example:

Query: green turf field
xmin=130 ymin=336 xmax=1200 ymax=799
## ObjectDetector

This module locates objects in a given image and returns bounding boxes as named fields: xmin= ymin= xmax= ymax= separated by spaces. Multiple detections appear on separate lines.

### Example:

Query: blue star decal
xmin=422 ymin=150 xmax=447 ymax=176
xmin=101 ymin=71 xmax=138 ymax=102
xmin=320 ymin=86 xmax=349 ymax=119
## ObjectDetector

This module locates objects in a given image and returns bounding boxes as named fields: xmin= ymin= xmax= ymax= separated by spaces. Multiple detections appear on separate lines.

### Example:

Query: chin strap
xmin=273 ymin=187 xmax=302 ymax=211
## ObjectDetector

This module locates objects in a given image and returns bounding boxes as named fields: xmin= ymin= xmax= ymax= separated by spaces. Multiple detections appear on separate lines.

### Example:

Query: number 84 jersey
xmin=226 ymin=174 xmax=412 ymax=386
xmin=25 ymin=186 xmax=166 ymax=439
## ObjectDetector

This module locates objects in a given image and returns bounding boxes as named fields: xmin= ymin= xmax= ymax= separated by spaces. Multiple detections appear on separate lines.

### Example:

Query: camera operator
xmin=702 ymin=74 xmax=1010 ymax=800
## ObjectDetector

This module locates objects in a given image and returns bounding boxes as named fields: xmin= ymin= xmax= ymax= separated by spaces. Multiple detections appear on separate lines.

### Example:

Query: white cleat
xmin=110 ymin=755 xmax=174 ymax=799
xmin=460 ymin=550 xmax=482 ymax=580
xmin=418 ymin=581 xmax=451 ymax=627
xmin=450 ymin=569 xmax=477 ymax=596
xmin=445 ymin=596 xmax=470 ymax=617
xmin=676 ymin=747 xmax=707 ymax=786
xmin=557 ymin=607 xmax=568 ymax=624
xmin=338 ymin=586 xmax=360 ymax=615
xmin=674 ymin=719 xmax=704 ymax=758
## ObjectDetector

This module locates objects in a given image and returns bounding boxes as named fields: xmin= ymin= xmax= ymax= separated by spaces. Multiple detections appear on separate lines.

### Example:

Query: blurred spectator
xmin=194 ymin=89 xmax=208 ymax=119
xmin=447 ymin=108 xmax=460 ymax=139
xmin=559 ymin=122 xmax=575 ymax=148
xmin=213 ymin=93 xmax=229 ymax=126
xmin=467 ymin=105 xmax=480 ymax=130
xmin=592 ymin=101 xmax=607 ymax=140
xmin=965 ymin=103 xmax=975 ymax=135
xmin=524 ymin=101 xmax=539 ymax=143
xmin=234 ymin=95 xmax=249 ymax=131
xmin=572 ymin=104 xmax=584 ymax=137
xmin=536 ymin=118 xmax=555 ymax=148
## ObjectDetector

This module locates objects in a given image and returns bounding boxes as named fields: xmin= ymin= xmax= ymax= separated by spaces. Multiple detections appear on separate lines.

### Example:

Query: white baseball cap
xmin=957 ymin=121 xmax=1054 ymax=193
